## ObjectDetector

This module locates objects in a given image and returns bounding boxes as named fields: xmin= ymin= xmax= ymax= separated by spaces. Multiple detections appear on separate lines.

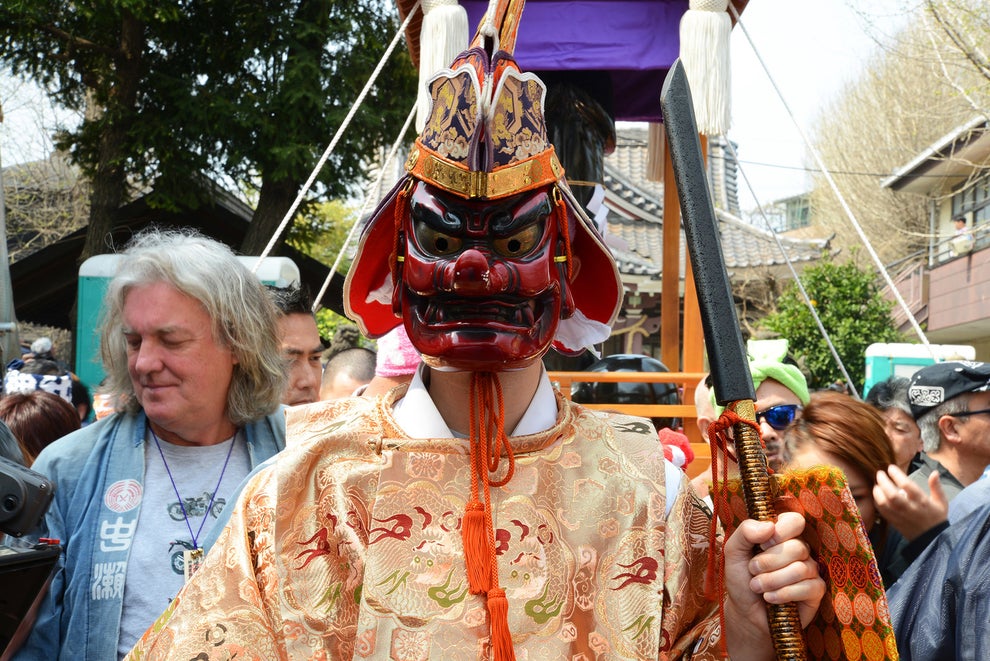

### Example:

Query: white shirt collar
xmin=392 ymin=364 xmax=558 ymax=439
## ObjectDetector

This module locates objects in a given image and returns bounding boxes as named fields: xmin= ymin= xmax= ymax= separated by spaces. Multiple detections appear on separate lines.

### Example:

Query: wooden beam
xmin=661 ymin=144 xmax=681 ymax=371
xmin=681 ymin=135 xmax=708 ymax=446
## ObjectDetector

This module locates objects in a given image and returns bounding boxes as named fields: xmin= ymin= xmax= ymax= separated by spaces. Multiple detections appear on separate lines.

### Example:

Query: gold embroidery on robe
xmin=127 ymin=388 xmax=724 ymax=660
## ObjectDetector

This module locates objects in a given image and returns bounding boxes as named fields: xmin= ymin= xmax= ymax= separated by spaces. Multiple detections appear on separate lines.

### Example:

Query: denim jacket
xmin=13 ymin=408 xmax=285 ymax=661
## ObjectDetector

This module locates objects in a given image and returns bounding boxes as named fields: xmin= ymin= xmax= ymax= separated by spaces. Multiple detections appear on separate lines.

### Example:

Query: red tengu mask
xmin=396 ymin=180 xmax=573 ymax=371
xmin=344 ymin=41 xmax=621 ymax=371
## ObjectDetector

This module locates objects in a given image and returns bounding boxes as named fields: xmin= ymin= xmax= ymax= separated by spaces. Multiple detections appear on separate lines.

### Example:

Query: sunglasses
xmin=951 ymin=407 xmax=990 ymax=419
xmin=755 ymin=404 xmax=801 ymax=430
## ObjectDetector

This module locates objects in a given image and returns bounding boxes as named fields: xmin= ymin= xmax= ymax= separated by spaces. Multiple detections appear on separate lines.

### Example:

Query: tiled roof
xmin=600 ymin=127 xmax=829 ymax=285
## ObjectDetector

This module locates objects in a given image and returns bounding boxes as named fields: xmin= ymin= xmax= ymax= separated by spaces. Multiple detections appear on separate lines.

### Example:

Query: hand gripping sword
xmin=660 ymin=59 xmax=807 ymax=660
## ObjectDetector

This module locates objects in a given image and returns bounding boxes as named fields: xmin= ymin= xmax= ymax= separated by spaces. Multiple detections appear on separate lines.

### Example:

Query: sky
xmin=726 ymin=0 xmax=916 ymax=212
xmin=0 ymin=76 xmax=72 ymax=168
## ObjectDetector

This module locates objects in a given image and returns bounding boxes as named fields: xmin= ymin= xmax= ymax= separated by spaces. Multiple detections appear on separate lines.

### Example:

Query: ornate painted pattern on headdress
xmin=410 ymin=48 xmax=560 ymax=201
xmin=420 ymin=65 xmax=480 ymax=167
xmin=490 ymin=69 xmax=549 ymax=167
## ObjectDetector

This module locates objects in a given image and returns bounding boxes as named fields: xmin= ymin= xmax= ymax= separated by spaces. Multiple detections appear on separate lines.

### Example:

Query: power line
xmin=730 ymin=3 xmax=933 ymax=354
xmin=735 ymin=158 xmax=983 ymax=179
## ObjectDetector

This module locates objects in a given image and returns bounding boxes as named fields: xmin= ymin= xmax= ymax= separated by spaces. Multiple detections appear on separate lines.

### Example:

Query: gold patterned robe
xmin=127 ymin=388 xmax=724 ymax=660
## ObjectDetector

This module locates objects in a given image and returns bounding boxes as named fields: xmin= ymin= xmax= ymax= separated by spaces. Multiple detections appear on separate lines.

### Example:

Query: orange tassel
xmin=705 ymin=405 xmax=753 ymax=661
xmin=389 ymin=179 xmax=413 ymax=280
xmin=703 ymin=410 xmax=725 ymax=601
xmin=487 ymin=587 xmax=516 ymax=661
xmin=462 ymin=500 xmax=490 ymax=593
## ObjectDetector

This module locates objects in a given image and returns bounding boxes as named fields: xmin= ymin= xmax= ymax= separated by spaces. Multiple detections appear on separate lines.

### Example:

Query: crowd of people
xmin=8 ymin=229 xmax=983 ymax=659
xmin=4 ymin=35 xmax=831 ymax=660
xmin=2 ymin=17 xmax=986 ymax=661
xmin=687 ymin=354 xmax=990 ymax=659
xmin=4 ymin=237 xmax=830 ymax=659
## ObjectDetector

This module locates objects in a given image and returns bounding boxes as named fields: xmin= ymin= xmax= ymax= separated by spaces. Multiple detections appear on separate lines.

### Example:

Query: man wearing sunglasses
xmin=692 ymin=359 xmax=810 ymax=500
xmin=883 ymin=360 xmax=990 ymax=659
xmin=748 ymin=361 xmax=811 ymax=471
xmin=874 ymin=360 xmax=990 ymax=585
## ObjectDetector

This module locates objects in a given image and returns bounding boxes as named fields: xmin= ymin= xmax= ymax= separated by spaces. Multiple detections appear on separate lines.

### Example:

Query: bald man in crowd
xmin=320 ymin=347 xmax=376 ymax=401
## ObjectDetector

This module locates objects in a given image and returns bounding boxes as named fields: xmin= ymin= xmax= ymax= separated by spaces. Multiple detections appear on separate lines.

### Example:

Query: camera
xmin=0 ymin=456 xmax=55 ymax=538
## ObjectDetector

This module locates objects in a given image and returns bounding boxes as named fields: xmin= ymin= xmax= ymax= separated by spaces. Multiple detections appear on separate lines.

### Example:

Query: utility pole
xmin=0 ymin=100 xmax=22 ymax=370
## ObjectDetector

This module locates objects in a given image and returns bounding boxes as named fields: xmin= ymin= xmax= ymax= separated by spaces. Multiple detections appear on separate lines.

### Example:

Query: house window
xmin=786 ymin=197 xmax=811 ymax=230
xmin=952 ymin=170 xmax=990 ymax=224
xmin=950 ymin=170 xmax=990 ymax=253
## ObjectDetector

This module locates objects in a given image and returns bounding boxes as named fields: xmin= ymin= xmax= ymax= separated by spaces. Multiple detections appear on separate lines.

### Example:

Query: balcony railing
xmin=882 ymin=257 xmax=927 ymax=330
xmin=883 ymin=225 xmax=990 ymax=335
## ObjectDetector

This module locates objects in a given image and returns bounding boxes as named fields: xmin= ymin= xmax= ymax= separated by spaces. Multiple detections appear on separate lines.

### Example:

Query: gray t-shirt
xmin=116 ymin=431 xmax=251 ymax=658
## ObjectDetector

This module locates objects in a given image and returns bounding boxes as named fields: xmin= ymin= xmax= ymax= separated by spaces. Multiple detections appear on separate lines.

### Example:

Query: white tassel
xmin=416 ymin=0 xmax=469 ymax=132
xmin=678 ymin=0 xmax=731 ymax=136
xmin=555 ymin=309 xmax=612 ymax=354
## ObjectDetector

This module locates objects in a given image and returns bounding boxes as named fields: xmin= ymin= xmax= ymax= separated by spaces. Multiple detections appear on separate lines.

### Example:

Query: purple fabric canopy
xmin=462 ymin=0 xmax=688 ymax=122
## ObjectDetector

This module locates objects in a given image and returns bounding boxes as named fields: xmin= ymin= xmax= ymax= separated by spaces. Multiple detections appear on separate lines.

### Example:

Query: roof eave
xmin=881 ymin=115 xmax=990 ymax=194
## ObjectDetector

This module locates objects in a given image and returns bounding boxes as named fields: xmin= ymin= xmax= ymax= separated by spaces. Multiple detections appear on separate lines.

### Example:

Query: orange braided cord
xmin=463 ymin=373 xmax=519 ymax=659
xmin=553 ymin=187 xmax=574 ymax=281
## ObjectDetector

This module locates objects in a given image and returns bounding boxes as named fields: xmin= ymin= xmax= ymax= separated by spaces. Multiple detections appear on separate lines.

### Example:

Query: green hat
xmin=710 ymin=359 xmax=810 ymax=416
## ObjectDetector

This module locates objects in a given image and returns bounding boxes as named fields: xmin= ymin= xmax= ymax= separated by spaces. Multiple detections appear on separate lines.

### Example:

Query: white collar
xmin=392 ymin=364 xmax=558 ymax=439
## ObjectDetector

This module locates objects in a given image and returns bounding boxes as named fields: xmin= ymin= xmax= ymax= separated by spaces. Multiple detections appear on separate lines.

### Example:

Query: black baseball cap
xmin=908 ymin=361 xmax=990 ymax=419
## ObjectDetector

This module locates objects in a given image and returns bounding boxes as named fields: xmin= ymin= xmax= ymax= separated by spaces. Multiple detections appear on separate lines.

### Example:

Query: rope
xmin=310 ymin=101 xmax=418 ymax=314
xmin=254 ymin=0 xmax=423 ymax=269
xmin=479 ymin=0 xmax=502 ymax=51
xmin=552 ymin=187 xmax=573 ymax=280
xmin=721 ymin=138 xmax=861 ymax=399
xmin=463 ymin=372 xmax=516 ymax=661
xmin=703 ymin=403 xmax=760 ymax=660
xmin=728 ymin=3 xmax=936 ymax=359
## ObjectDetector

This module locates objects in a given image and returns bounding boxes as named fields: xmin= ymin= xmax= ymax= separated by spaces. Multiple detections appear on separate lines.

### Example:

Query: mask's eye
xmin=493 ymin=223 xmax=541 ymax=258
xmin=415 ymin=223 xmax=463 ymax=256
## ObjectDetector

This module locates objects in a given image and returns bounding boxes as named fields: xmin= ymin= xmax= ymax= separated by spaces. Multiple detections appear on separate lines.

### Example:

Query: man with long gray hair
xmin=13 ymin=228 xmax=288 ymax=660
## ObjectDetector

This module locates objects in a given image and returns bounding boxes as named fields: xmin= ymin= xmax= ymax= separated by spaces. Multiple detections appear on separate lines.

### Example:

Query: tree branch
xmin=926 ymin=0 xmax=990 ymax=81
xmin=38 ymin=23 xmax=119 ymax=59
xmin=921 ymin=11 xmax=986 ymax=116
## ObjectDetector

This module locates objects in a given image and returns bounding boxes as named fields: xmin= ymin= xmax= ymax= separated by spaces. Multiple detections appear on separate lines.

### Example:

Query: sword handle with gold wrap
xmin=660 ymin=60 xmax=807 ymax=660
xmin=733 ymin=401 xmax=806 ymax=659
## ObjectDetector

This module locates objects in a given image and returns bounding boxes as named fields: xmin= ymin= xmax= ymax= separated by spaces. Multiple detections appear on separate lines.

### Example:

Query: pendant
xmin=183 ymin=548 xmax=205 ymax=582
